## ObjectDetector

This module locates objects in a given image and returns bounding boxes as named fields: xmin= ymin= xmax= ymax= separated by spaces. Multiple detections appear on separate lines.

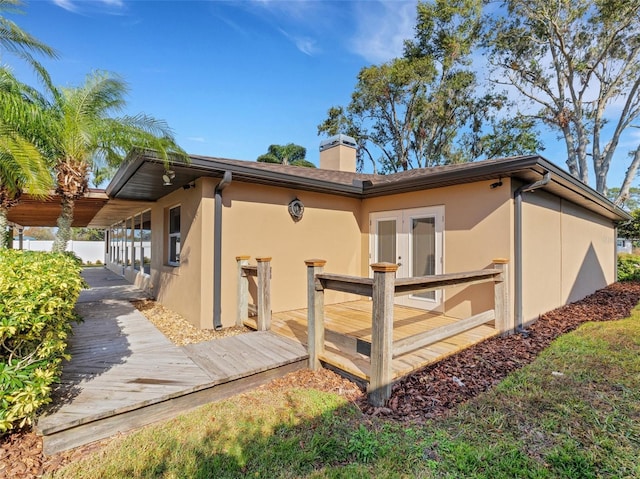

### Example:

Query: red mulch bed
xmin=3 ymin=282 xmax=640 ymax=478
xmin=357 ymin=281 xmax=640 ymax=421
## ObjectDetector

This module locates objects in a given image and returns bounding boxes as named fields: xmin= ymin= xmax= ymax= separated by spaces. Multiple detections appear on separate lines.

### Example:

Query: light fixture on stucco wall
xmin=288 ymin=198 xmax=304 ymax=222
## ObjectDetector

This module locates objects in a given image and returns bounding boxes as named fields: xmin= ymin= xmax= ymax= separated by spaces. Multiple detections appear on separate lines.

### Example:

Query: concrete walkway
xmin=37 ymin=268 xmax=307 ymax=454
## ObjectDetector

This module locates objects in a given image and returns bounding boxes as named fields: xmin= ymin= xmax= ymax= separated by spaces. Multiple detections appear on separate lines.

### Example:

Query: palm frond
xmin=0 ymin=1 xmax=57 ymax=59
xmin=0 ymin=122 xmax=52 ymax=198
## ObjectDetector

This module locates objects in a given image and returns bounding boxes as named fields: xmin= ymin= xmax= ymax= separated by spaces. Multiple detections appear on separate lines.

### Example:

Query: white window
xmin=167 ymin=206 xmax=181 ymax=266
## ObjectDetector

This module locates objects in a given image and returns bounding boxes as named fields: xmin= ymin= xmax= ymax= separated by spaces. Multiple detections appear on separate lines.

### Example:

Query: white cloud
xmin=249 ymin=0 xmax=319 ymax=21
xmin=51 ymin=0 xmax=125 ymax=13
xmin=349 ymin=1 xmax=417 ymax=64
xmin=187 ymin=136 xmax=206 ymax=143
xmin=278 ymin=28 xmax=319 ymax=56
xmin=52 ymin=0 xmax=77 ymax=12
xmin=241 ymin=0 xmax=417 ymax=61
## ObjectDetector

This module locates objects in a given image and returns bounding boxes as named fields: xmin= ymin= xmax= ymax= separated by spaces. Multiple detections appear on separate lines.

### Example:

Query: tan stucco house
xmin=89 ymin=135 xmax=630 ymax=333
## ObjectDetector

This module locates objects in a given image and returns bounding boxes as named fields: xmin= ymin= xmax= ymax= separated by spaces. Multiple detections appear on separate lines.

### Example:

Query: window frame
xmin=167 ymin=205 xmax=181 ymax=266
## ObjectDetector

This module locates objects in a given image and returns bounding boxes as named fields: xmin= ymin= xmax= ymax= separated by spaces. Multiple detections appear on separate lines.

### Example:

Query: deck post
xmin=256 ymin=257 xmax=272 ymax=331
xmin=236 ymin=256 xmax=250 ymax=327
xmin=492 ymin=259 xmax=511 ymax=335
xmin=368 ymin=262 xmax=398 ymax=407
xmin=305 ymin=259 xmax=326 ymax=370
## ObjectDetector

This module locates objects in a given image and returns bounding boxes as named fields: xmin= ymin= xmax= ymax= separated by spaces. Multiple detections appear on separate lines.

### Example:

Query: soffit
xmin=87 ymin=199 xmax=156 ymax=228
xmin=7 ymin=190 xmax=109 ymax=227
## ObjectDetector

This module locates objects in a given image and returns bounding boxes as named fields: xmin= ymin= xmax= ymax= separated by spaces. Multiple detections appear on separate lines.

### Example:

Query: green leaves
xmin=485 ymin=0 xmax=640 ymax=197
xmin=257 ymin=143 xmax=315 ymax=167
xmin=319 ymin=0 xmax=540 ymax=174
xmin=0 ymin=250 xmax=83 ymax=432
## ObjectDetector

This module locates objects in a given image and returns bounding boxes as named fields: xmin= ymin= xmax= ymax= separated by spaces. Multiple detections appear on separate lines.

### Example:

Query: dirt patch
xmin=3 ymin=282 xmax=640 ymax=478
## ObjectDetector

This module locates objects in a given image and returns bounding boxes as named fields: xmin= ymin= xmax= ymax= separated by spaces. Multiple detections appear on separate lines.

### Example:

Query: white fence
xmin=12 ymin=240 xmax=105 ymax=264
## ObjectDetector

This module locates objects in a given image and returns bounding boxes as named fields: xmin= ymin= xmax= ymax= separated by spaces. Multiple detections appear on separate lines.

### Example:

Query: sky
xmin=5 ymin=0 xmax=638 ymax=191
xmin=7 ymin=0 xmax=417 ymax=171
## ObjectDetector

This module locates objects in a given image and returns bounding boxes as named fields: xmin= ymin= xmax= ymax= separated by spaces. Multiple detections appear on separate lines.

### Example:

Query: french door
xmin=369 ymin=206 xmax=444 ymax=311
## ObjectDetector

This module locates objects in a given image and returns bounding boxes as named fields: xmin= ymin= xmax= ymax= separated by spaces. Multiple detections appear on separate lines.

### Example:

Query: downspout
xmin=614 ymin=224 xmax=618 ymax=282
xmin=213 ymin=171 xmax=232 ymax=330
xmin=514 ymin=172 xmax=551 ymax=332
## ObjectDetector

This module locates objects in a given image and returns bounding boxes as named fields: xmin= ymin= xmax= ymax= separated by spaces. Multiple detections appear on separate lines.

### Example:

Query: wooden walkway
xmin=249 ymin=300 xmax=498 ymax=382
xmin=37 ymin=268 xmax=307 ymax=455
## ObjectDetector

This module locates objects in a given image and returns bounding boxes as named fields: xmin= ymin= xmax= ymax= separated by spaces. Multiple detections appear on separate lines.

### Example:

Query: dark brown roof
xmin=105 ymin=152 xmax=629 ymax=222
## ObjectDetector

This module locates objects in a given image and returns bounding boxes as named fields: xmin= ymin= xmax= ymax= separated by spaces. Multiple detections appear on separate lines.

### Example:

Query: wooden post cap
xmin=492 ymin=258 xmax=509 ymax=264
xmin=370 ymin=262 xmax=399 ymax=273
xmin=256 ymin=257 xmax=272 ymax=262
xmin=235 ymin=255 xmax=251 ymax=261
xmin=304 ymin=259 xmax=327 ymax=267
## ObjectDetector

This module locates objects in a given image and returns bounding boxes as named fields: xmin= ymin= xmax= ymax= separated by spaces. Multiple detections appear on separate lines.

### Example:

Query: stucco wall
xmin=560 ymin=201 xmax=615 ymax=303
xmin=149 ymin=179 xmax=215 ymax=330
xmin=521 ymin=190 xmax=616 ymax=324
xmin=102 ymin=172 xmax=617 ymax=333
xmin=218 ymin=180 xmax=363 ymax=328
xmin=361 ymin=180 xmax=514 ymax=320
xmin=521 ymin=190 xmax=563 ymax=322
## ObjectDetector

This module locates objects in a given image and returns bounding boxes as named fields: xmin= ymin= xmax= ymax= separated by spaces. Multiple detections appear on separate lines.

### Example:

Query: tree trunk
xmin=0 ymin=207 xmax=8 ymax=250
xmin=52 ymin=197 xmax=75 ymax=253
xmin=616 ymin=146 xmax=640 ymax=206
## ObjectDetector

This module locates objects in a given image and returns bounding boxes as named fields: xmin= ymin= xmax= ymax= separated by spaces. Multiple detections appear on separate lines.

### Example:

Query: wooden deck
xmin=36 ymin=268 xmax=307 ymax=455
xmin=247 ymin=300 xmax=498 ymax=382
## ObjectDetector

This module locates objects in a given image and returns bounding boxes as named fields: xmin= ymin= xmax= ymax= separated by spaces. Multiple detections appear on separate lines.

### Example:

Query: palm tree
xmin=44 ymin=71 xmax=185 ymax=252
xmin=257 ymin=143 xmax=316 ymax=167
xmin=0 ymin=68 xmax=52 ymax=248
xmin=0 ymin=0 xmax=56 ymax=82
xmin=0 ymin=0 xmax=57 ymax=248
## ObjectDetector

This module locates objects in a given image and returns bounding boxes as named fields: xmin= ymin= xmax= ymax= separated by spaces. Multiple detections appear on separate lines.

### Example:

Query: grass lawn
xmin=50 ymin=307 xmax=640 ymax=478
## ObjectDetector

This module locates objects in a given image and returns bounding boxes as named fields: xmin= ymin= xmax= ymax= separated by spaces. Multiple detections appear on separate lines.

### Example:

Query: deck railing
xmin=236 ymin=256 xmax=271 ymax=331
xmin=305 ymin=258 xmax=511 ymax=406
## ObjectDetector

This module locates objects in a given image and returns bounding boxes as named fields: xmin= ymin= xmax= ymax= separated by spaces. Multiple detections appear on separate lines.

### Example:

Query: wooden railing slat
xmin=392 ymin=309 xmax=496 ymax=358
xmin=242 ymin=265 xmax=258 ymax=277
xmin=319 ymin=278 xmax=373 ymax=296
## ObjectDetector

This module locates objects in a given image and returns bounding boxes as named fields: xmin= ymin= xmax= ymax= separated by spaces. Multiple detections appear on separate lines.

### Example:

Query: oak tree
xmin=319 ymin=0 xmax=541 ymax=173
xmin=486 ymin=0 xmax=640 ymax=202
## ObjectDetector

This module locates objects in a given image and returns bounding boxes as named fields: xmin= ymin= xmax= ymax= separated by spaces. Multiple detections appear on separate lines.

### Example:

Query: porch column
xmin=236 ymin=256 xmax=250 ymax=327
xmin=256 ymin=257 xmax=272 ymax=331
xmin=305 ymin=259 xmax=326 ymax=370
xmin=492 ymin=259 xmax=512 ymax=335
xmin=369 ymin=262 xmax=397 ymax=407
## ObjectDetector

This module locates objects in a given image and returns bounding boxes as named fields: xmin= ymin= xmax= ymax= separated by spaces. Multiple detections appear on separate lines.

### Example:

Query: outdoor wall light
xmin=162 ymin=170 xmax=176 ymax=186
xmin=288 ymin=198 xmax=304 ymax=222
xmin=490 ymin=178 xmax=503 ymax=189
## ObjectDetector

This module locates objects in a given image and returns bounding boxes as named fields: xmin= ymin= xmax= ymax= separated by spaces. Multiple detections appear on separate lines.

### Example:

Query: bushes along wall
xmin=0 ymin=250 xmax=84 ymax=431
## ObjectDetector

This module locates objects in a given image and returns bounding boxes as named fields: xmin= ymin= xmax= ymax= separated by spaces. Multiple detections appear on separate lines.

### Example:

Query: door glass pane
xmin=377 ymin=220 xmax=396 ymax=264
xmin=412 ymin=217 xmax=435 ymax=299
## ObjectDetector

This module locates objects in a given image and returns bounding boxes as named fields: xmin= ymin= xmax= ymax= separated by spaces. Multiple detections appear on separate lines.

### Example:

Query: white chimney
xmin=319 ymin=134 xmax=357 ymax=172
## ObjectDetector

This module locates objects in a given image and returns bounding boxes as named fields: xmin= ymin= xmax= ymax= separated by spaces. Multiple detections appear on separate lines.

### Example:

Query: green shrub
xmin=0 ymin=250 xmax=85 ymax=432
xmin=617 ymin=253 xmax=640 ymax=281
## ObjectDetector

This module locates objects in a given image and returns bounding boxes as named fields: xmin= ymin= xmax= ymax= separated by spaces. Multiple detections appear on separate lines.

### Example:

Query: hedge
xmin=0 ymin=250 xmax=85 ymax=432
xmin=617 ymin=253 xmax=640 ymax=282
